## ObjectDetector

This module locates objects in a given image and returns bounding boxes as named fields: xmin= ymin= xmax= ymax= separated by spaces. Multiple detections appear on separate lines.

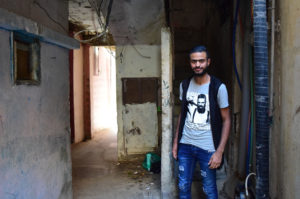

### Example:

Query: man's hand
xmin=208 ymin=150 xmax=222 ymax=169
xmin=172 ymin=142 xmax=178 ymax=160
xmin=208 ymin=107 xmax=230 ymax=169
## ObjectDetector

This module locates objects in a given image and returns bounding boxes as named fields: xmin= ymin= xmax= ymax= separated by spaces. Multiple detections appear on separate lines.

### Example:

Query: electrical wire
xmin=132 ymin=46 xmax=151 ymax=59
xmin=245 ymin=172 xmax=256 ymax=196
xmin=105 ymin=0 xmax=114 ymax=29
xmin=74 ymin=30 xmax=106 ymax=43
xmin=245 ymin=0 xmax=255 ymax=176
xmin=74 ymin=0 xmax=113 ymax=43
xmin=246 ymin=110 xmax=252 ymax=175
xmin=232 ymin=0 xmax=242 ymax=90
xmin=33 ymin=0 xmax=67 ymax=33
xmin=88 ymin=0 xmax=105 ymax=30
xmin=249 ymin=45 xmax=254 ymax=171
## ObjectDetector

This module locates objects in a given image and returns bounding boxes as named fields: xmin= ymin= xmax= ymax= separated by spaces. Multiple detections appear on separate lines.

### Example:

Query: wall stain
xmin=127 ymin=127 xmax=141 ymax=135
xmin=0 ymin=135 xmax=67 ymax=162
xmin=58 ymin=179 xmax=72 ymax=199
xmin=295 ymin=106 xmax=300 ymax=116
xmin=60 ymin=146 xmax=68 ymax=162
xmin=0 ymin=115 xmax=3 ymax=135
xmin=5 ymin=192 xmax=18 ymax=199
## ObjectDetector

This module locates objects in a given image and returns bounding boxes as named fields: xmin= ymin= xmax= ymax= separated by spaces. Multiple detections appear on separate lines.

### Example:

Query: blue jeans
xmin=178 ymin=143 xmax=218 ymax=199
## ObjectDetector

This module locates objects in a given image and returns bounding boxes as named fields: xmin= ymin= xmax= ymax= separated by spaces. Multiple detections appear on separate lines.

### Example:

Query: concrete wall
xmin=110 ymin=0 xmax=165 ymax=45
xmin=73 ymin=43 xmax=85 ymax=143
xmin=270 ymin=1 xmax=300 ymax=198
xmin=0 ymin=0 xmax=68 ymax=34
xmin=0 ymin=30 xmax=72 ymax=199
xmin=116 ymin=45 xmax=161 ymax=158
xmin=0 ymin=1 xmax=73 ymax=198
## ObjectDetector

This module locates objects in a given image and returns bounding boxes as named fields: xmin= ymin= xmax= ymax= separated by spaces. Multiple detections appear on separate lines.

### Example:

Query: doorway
xmin=91 ymin=46 xmax=117 ymax=135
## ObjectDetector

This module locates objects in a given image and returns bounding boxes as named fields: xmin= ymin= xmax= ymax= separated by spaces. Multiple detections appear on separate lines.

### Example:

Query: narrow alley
xmin=1 ymin=0 xmax=300 ymax=199
xmin=72 ymin=129 xmax=160 ymax=199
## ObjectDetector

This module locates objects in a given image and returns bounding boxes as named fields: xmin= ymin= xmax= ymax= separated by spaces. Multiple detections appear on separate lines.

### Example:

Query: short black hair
xmin=198 ymin=94 xmax=206 ymax=102
xmin=189 ymin=45 xmax=210 ymax=58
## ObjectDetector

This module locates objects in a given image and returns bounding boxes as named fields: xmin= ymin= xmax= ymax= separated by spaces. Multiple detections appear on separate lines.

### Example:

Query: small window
xmin=13 ymin=32 xmax=40 ymax=85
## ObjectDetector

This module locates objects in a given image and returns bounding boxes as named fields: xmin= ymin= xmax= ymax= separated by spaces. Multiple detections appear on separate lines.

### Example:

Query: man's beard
xmin=197 ymin=106 xmax=205 ymax=113
xmin=193 ymin=66 xmax=208 ymax=77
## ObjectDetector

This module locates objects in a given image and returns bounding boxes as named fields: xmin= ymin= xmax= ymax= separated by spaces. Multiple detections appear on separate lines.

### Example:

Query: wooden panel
xmin=122 ymin=78 xmax=158 ymax=105
xmin=122 ymin=78 xmax=141 ymax=104
xmin=141 ymin=78 xmax=157 ymax=103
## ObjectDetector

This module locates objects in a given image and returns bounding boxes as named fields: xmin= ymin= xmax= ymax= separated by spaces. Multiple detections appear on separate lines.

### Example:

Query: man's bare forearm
xmin=216 ymin=107 xmax=231 ymax=154
xmin=172 ymin=113 xmax=181 ymax=159
xmin=173 ymin=113 xmax=181 ymax=145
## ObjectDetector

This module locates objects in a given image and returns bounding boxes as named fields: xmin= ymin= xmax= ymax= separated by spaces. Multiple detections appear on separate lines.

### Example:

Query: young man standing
xmin=172 ymin=46 xmax=231 ymax=199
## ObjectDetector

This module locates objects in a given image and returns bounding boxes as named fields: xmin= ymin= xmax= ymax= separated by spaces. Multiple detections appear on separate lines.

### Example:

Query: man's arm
xmin=208 ymin=107 xmax=231 ymax=169
xmin=172 ymin=113 xmax=181 ymax=160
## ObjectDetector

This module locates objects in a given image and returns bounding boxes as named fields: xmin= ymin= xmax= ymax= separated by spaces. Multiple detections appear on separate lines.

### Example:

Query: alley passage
xmin=72 ymin=129 xmax=160 ymax=199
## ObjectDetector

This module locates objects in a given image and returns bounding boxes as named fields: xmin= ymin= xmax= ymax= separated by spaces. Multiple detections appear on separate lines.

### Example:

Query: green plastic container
xmin=142 ymin=152 xmax=161 ymax=172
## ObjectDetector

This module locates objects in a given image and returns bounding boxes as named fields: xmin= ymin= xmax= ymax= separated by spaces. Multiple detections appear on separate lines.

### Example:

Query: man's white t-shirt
xmin=179 ymin=78 xmax=229 ymax=151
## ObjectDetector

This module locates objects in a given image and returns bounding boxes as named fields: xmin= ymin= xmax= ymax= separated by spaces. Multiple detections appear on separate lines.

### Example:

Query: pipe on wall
xmin=269 ymin=0 xmax=275 ymax=117
xmin=253 ymin=0 xmax=270 ymax=198
xmin=237 ymin=2 xmax=251 ymax=179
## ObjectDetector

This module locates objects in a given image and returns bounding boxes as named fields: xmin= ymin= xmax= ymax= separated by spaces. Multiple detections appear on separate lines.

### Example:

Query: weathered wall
xmin=270 ymin=0 xmax=300 ymax=198
xmin=110 ymin=0 xmax=165 ymax=45
xmin=116 ymin=45 xmax=160 ymax=158
xmin=0 ymin=0 xmax=68 ymax=34
xmin=73 ymin=43 xmax=85 ymax=143
xmin=0 ymin=30 xmax=72 ymax=199
xmin=0 ymin=1 xmax=74 ymax=198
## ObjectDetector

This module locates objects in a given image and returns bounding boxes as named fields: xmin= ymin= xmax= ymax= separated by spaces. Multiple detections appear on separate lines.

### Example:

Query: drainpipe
xmin=237 ymin=3 xmax=251 ymax=179
xmin=253 ymin=0 xmax=270 ymax=198
xmin=269 ymin=0 xmax=275 ymax=118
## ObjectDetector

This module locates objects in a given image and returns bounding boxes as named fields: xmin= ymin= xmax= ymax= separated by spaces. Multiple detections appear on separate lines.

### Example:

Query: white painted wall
xmin=116 ymin=45 xmax=161 ymax=158
xmin=0 ymin=30 xmax=72 ymax=199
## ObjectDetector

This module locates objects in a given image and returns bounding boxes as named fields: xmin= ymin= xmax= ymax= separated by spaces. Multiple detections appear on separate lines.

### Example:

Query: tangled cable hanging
xmin=74 ymin=0 xmax=113 ymax=43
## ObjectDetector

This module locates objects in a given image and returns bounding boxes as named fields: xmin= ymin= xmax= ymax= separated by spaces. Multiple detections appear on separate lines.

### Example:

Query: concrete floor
xmin=71 ymin=129 xmax=228 ymax=199
xmin=72 ymin=129 xmax=161 ymax=199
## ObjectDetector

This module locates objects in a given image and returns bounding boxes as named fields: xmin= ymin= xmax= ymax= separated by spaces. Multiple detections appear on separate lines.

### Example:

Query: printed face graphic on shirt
xmin=197 ymin=94 xmax=206 ymax=113
xmin=186 ymin=92 xmax=210 ymax=131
